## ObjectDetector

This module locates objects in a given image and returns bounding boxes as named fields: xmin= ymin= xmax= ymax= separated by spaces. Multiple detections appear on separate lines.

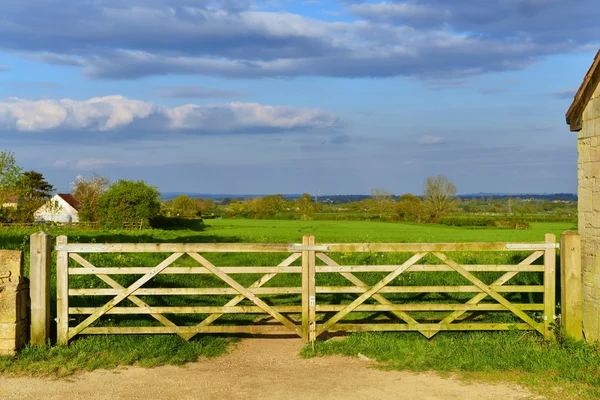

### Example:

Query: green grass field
xmin=1 ymin=219 xmax=598 ymax=399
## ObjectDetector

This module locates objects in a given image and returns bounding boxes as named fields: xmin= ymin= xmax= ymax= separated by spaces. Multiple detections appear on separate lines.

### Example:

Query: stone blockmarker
xmin=0 ymin=250 xmax=30 ymax=355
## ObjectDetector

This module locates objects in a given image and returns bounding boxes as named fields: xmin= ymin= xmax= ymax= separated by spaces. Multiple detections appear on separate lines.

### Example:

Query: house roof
xmin=4 ymin=194 xmax=19 ymax=203
xmin=57 ymin=194 xmax=81 ymax=210
xmin=566 ymin=49 xmax=600 ymax=132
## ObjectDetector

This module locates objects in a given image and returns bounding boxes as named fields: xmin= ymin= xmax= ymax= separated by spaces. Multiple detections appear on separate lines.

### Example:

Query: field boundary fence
xmin=26 ymin=231 xmax=583 ymax=345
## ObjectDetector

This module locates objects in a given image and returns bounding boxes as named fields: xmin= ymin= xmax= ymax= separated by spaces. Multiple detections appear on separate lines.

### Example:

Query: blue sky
xmin=0 ymin=0 xmax=597 ymax=195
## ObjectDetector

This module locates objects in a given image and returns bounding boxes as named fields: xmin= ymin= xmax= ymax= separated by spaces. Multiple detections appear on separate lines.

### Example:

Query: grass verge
xmin=301 ymin=330 xmax=600 ymax=399
xmin=0 ymin=335 xmax=233 ymax=377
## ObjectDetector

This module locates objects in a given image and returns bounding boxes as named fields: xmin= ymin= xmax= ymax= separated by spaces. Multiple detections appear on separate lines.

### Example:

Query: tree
xmin=196 ymin=198 xmax=216 ymax=214
xmin=296 ymin=193 xmax=316 ymax=219
xmin=369 ymin=188 xmax=394 ymax=218
xmin=251 ymin=195 xmax=286 ymax=217
xmin=172 ymin=194 xmax=200 ymax=217
xmin=98 ymin=180 xmax=161 ymax=229
xmin=72 ymin=173 xmax=109 ymax=222
xmin=0 ymin=151 xmax=23 ymax=221
xmin=396 ymin=193 xmax=425 ymax=222
xmin=0 ymin=151 xmax=22 ymax=188
xmin=422 ymin=174 xmax=460 ymax=220
xmin=15 ymin=170 xmax=54 ymax=222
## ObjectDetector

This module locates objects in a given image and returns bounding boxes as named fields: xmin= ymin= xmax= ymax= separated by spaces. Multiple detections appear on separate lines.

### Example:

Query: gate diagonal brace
xmin=432 ymin=252 xmax=544 ymax=335
xmin=68 ymin=253 xmax=184 ymax=340
xmin=69 ymin=253 xmax=192 ymax=340
xmin=425 ymin=250 xmax=544 ymax=338
xmin=184 ymin=252 xmax=302 ymax=341
xmin=188 ymin=253 xmax=302 ymax=337
xmin=315 ymin=253 xmax=421 ymax=329
xmin=317 ymin=252 xmax=427 ymax=337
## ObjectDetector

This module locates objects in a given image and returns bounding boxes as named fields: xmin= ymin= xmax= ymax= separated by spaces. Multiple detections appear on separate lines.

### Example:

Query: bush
xmin=438 ymin=215 xmax=531 ymax=229
xmin=151 ymin=216 xmax=205 ymax=231
xmin=98 ymin=180 xmax=161 ymax=229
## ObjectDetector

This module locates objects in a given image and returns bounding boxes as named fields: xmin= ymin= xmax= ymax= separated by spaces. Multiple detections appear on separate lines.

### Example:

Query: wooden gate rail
xmin=56 ymin=235 xmax=310 ymax=344
xmin=55 ymin=234 xmax=558 ymax=344
xmin=310 ymin=234 xmax=557 ymax=340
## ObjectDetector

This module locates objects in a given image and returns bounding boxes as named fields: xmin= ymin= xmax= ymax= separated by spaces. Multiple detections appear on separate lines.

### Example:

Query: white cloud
xmin=0 ymin=65 xmax=10 ymax=72
xmin=0 ymin=95 xmax=340 ymax=133
xmin=75 ymin=158 xmax=126 ymax=168
xmin=155 ymin=86 xmax=251 ymax=98
xmin=50 ymin=160 xmax=70 ymax=168
xmin=419 ymin=135 xmax=443 ymax=145
xmin=553 ymin=88 xmax=576 ymax=100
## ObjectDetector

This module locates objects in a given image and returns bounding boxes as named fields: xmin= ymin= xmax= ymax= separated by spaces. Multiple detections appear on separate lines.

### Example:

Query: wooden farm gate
xmin=55 ymin=234 xmax=558 ymax=344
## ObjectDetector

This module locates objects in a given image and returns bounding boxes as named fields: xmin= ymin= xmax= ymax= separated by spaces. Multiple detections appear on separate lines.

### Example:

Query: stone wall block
xmin=0 ymin=250 xmax=30 ymax=356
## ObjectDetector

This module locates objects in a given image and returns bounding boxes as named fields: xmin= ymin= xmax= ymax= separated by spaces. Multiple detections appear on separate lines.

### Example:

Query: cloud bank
xmin=0 ymin=0 xmax=596 ymax=81
xmin=0 ymin=96 xmax=340 ymax=133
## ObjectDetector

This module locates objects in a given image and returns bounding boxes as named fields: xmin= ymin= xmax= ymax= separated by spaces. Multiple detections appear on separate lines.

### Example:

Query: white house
xmin=1 ymin=194 xmax=19 ymax=209
xmin=34 ymin=194 xmax=81 ymax=223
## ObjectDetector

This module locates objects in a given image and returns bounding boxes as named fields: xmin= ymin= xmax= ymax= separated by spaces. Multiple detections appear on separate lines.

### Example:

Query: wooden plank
xmin=431 ymin=271 xmax=520 ymax=339
xmin=56 ymin=236 xmax=69 ymax=345
xmin=29 ymin=232 xmax=52 ymax=346
xmin=544 ymin=233 xmax=557 ymax=338
xmin=81 ymin=325 xmax=301 ymax=335
xmin=68 ymin=253 xmax=183 ymax=340
xmin=317 ymin=253 xmax=426 ymax=335
xmin=58 ymin=242 xmax=553 ymax=254
xmin=189 ymin=252 xmax=302 ymax=342
xmin=70 ymin=306 xmax=303 ymax=314
xmin=56 ymin=243 xmax=294 ymax=253
xmin=327 ymin=323 xmax=535 ymax=332
xmin=315 ymin=265 xmax=546 ymax=273
xmin=308 ymin=235 xmax=316 ymax=342
xmin=68 ymin=264 xmax=545 ymax=274
xmin=430 ymin=250 xmax=544 ymax=337
xmin=70 ymin=303 xmax=544 ymax=314
xmin=188 ymin=253 xmax=302 ymax=337
xmin=69 ymin=253 xmax=192 ymax=341
xmin=315 ymin=285 xmax=544 ymax=293
xmin=323 ymin=242 xmax=550 ymax=253
xmin=433 ymin=252 xmax=544 ymax=335
xmin=69 ymin=287 xmax=304 ymax=296
xmin=560 ymin=231 xmax=583 ymax=340
xmin=317 ymin=252 xmax=421 ymax=333
xmin=301 ymin=235 xmax=309 ymax=342
xmin=68 ymin=266 xmax=303 ymax=275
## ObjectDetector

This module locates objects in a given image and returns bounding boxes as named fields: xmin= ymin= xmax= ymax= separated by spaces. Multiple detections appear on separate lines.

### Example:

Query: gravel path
xmin=0 ymin=338 xmax=538 ymax=400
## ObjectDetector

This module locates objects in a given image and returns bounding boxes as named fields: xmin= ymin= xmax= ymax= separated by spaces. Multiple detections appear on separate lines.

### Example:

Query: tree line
xmin=185 ymin=175 xmax=460 ymax=222
xmin=1 ymin=150 xmax=162 ymax=229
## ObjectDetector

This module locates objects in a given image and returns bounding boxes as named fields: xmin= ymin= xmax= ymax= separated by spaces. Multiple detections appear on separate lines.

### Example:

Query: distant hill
xmin=459 ymin=193 xmax=577 ymax=201
xmin=161 ymin=192 xmax=577 ymax=202
xmin=161 ymin=192 xmax=302 ymax=201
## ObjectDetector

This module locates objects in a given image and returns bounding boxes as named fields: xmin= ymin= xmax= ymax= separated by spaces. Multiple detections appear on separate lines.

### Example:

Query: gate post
xmin=301 ymin=235 xmax=309 ymax=342
xmin=30 ymin=232 xmax=52 ymax=346
xmin=543 ymin=233 xmax=557 ymax=339
xmin=56 ymin=236 xmax=69 ymax=345
xmin=560 ymin=231 xmax=583 ymax=340
xmin=308 ymin=235 xmax=316 ymax=343
xmin=301 ymin=235 xmax=317 ymax=343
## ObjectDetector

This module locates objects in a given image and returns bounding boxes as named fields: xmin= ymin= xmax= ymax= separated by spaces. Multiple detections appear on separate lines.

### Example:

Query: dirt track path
xmin=0 ymin=338 xmax=537 ymax=400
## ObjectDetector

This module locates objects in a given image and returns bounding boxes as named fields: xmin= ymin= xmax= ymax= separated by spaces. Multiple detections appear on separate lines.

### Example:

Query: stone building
xmin=566 ymin=49 xmax=600 ymax=342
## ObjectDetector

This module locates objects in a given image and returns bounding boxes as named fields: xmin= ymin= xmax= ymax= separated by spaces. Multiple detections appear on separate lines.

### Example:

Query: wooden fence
xmin=27 ymin=232 xmax=583 ymax=345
